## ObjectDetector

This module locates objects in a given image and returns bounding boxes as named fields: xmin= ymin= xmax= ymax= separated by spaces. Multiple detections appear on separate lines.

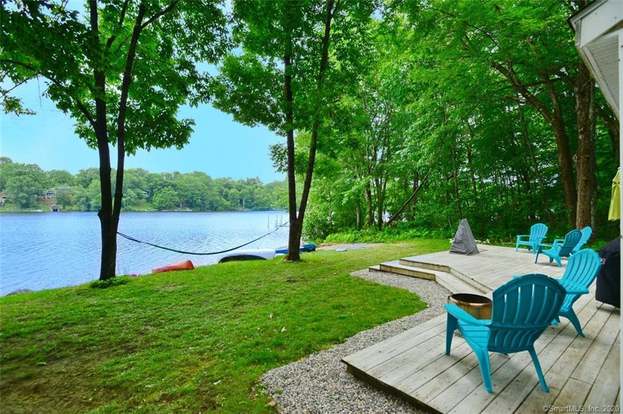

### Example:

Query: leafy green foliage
xmin=1 ymin=0 xmax=228 ymax=153
xmin=0 ymin=161 xmax=48 ymax=208
xmin=306 ymin=1 xmax=619 ymax=242
xmin=0 ymin=159 xmax=287 ymax=212
xmin=0 ymin=241 xmax=445 ymax=412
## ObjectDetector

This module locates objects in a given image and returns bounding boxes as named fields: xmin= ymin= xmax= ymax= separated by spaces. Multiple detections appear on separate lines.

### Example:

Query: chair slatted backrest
xmin=529 ymin=223 xmax=548 ymax=249
xmin=572 ymin=227 xmax=593 ymax=253
xmin=559 ymin=249 xmax=601 ymax=308
xmin=488 ymin=275 xmax=565 ymax=353
xmin=557 ymin=229 xmax=582 ymax=258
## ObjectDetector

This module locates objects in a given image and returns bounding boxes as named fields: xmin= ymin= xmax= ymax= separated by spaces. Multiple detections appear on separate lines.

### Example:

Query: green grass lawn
xmin=0 ymin=239 xmax=447 ymax=413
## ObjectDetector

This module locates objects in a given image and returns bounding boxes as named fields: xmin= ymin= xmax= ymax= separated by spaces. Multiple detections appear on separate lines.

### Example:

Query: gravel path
xmin=316 ymin=243 xmax=383 ymax=251
xmin=261 ymin=269 xmax=450 ymax=413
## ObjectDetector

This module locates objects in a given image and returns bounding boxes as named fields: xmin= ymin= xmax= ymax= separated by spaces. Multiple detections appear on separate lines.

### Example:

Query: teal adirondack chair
xmin=535 ymin=229 xmax=582 ymax=266
xmin=445 ymin=275 xmax=565 ymax=393
xmin=515 ymin=223 xmax=548 ymax=252
xmin=553 ymin=226 xmax=592 ymax=254
xmin=551 ymin=249 xmax=601 ymax=336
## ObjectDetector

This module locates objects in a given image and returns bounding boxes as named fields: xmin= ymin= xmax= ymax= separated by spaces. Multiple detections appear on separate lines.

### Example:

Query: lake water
xmin=0 ymin=211 xmax=289 ymax=295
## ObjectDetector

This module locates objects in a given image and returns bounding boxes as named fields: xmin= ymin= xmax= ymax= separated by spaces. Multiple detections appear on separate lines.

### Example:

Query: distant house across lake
xmin=40 ymin=190 xmax=60 ymax=212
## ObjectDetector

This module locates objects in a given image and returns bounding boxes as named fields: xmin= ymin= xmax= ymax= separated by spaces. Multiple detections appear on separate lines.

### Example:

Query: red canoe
xmin=152 ymin=260 xmax=195 ymax=274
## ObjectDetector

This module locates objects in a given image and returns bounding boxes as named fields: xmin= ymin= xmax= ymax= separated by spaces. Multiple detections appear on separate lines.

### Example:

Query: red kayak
xmin=152 ymin=260 xmax=195 ymax=274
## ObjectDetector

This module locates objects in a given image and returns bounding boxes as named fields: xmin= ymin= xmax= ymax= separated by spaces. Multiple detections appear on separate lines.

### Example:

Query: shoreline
xmin=0 ymin=208 xmax=287 ymax=214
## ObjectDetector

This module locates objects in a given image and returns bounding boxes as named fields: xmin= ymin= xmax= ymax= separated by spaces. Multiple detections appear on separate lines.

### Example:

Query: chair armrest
xmin=565 ymin=287 xmax=589 ymax=294
xmin=516 ymin=235 xmax=529 ymax=240
xmin=445 ymin=304 xmax=491 ymax=326
xmin=552 ymin=238 xmax=565 ymax=247
xmin=557 ymin=280 xmax=589 ymax=295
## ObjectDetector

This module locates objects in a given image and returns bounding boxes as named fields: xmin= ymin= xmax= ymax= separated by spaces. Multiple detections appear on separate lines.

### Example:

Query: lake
xmin=0 ymin=211 xmax=289 ymax=295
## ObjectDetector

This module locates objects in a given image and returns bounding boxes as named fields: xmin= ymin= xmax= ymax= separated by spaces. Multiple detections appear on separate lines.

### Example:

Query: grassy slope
xmin=0 ymin=240 xmax=447 ymax=413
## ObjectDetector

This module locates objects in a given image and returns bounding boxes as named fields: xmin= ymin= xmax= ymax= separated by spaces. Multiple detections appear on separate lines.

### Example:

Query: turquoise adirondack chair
xmin=445 ymin=275 xmax=565 ymax=393
xmin=553 ymin=226 xmax=592 ymax=254
xmin=551 ymin=249 xmax=601 ymax=336
xmin=515 ymin=223 xmax=548 ymax=252
xmin=535 ymin=229 xmax=582 ymax=266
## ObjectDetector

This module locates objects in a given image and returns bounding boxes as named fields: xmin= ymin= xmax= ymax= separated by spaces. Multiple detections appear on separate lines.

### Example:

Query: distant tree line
xmin=0 ymin=157 xmax=287 ymax=212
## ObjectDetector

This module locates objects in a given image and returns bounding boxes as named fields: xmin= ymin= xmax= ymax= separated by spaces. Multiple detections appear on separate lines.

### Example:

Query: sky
xmin=0 ymin=79 xmax=284 ymax=183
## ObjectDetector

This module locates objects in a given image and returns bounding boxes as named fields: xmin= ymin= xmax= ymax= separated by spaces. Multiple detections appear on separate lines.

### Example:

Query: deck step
xmin=377 ymin=261 xmax=436 ymax=280
xmin=400 ymin=258 xmax=450 ymax=272
xmin=434 ymin=271 xmax=486 ymax=296
xmin=373 ymin=261 xmax=486 ymax=295
xmin=400 ymin=257 xmax=490 ymax=294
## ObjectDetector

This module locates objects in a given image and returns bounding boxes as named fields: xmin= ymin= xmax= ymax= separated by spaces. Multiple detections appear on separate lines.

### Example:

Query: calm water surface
xmin=0 ymin=211 xmax=288 ymax=295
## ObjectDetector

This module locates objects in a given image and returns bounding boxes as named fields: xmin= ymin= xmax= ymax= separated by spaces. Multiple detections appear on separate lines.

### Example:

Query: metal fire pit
xmin=448 ymin=293 xmax=492 ymax=320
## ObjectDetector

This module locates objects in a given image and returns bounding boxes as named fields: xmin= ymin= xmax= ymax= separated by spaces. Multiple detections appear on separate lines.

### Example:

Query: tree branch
xmin=0 ymin=58 xmax=96 ymax=128
xmin=491 ymin=61 xmax=553 ymax=123
xmin=113 ymin=2 xmax=146 ymax=220
xmin=105 ymin=0 xmax=132 ymax=50
xmin=110 ymin=0 xmax=179 ymax=55
xmin=141 ymin=0 xmax=179 ymax=30
xmin=297 ymin=0 xmax=336 ymax=222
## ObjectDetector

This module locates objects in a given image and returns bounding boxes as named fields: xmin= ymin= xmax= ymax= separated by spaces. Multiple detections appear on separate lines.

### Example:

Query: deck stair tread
xmin=400 ymin=257 xmax=491 ymax=293
xmin=434 ymin=271 xmax=486 ymax=296
xmin=376 ymin=260 xmax=436 ymax=281
xmin=374 ymin=261 xmax=488 ymax=294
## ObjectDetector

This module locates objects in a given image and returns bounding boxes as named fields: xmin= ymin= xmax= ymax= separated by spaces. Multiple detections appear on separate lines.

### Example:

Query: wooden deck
xmin=345 ymin=245 xmax=620 ymax=413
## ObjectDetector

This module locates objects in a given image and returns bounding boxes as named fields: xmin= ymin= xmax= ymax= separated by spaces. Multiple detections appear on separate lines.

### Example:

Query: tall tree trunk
xmin=286 ymin=0 xmax=336 ymax=260
xmin=375 ymin=178 xmax=384 ymax=230
xmin=596 ymin=100 xmax=619 ymax=160
xmin=387 ymin=172 xmax=428 ymax=226
xmin=108 ymin=3 xmax=146 ymax=271
xmin=365 ymin=183 xmax=374 ymax=226
xmin=451 ymin=137 xmax=463 ymax=219
xmin=492 ymin=63 xmax=577 ymax=225
xmin=546 ymin=81 xmax=577 ymax=225
xmin=89 ymin=0 xmax=116 ymax=280
xmin=574 ymin=60 xmax=596 ymax=228
xmin=283 ymin=15 xmax=300 ymax=261
xmin=590 ymin=116 xmax=598 ymax=234
xmin=552 ymin=119 xmax=577 ymax=225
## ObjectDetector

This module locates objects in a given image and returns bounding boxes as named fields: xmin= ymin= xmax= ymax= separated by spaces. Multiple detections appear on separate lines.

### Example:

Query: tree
xmin=47 ymin=170 xmax=75 ymax=186
xmin=152 ymin=186 xmax=179 ymax=210
xmin=54 ymin=185 xmax=75 ymax=209
xmin=214 ymin=0 xmax=374 ymax=260
xmin=5 ymin=175 xmax=44 ymax=208
xmin=0 ymin=161 xmax=48 ymax=208
xmin=1 ymin=0 xmax=228 ymax=279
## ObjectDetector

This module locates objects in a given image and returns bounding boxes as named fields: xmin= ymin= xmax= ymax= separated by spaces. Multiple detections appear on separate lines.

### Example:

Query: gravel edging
xmin=261 ymin=269 xmax=450 ymax=414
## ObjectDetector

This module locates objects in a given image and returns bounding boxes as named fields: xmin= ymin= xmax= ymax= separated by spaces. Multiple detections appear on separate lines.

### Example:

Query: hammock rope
xmin=116 ymin=222 xmax=288 ymax=256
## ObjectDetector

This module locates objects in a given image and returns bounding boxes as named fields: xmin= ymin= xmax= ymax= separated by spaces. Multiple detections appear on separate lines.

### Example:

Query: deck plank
xmin=583 ymin=337 xmax=620 ymax=411
xmin=549 ymin=378 xmax=592 ymax=412
xmin=342 ymin=315 xmax=445 ymax=370
xmin=514 ymin=305 xmax=610 ymax=413
xmin=342 ymin=245 xmax=619 ymax=413
xmin=369 ymin=335 xmax=448 ymax=384
xmin=570 ymin=310 xmax=620 ymax=384
xmin=395 ymin=342 xmax=475 ymax=394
